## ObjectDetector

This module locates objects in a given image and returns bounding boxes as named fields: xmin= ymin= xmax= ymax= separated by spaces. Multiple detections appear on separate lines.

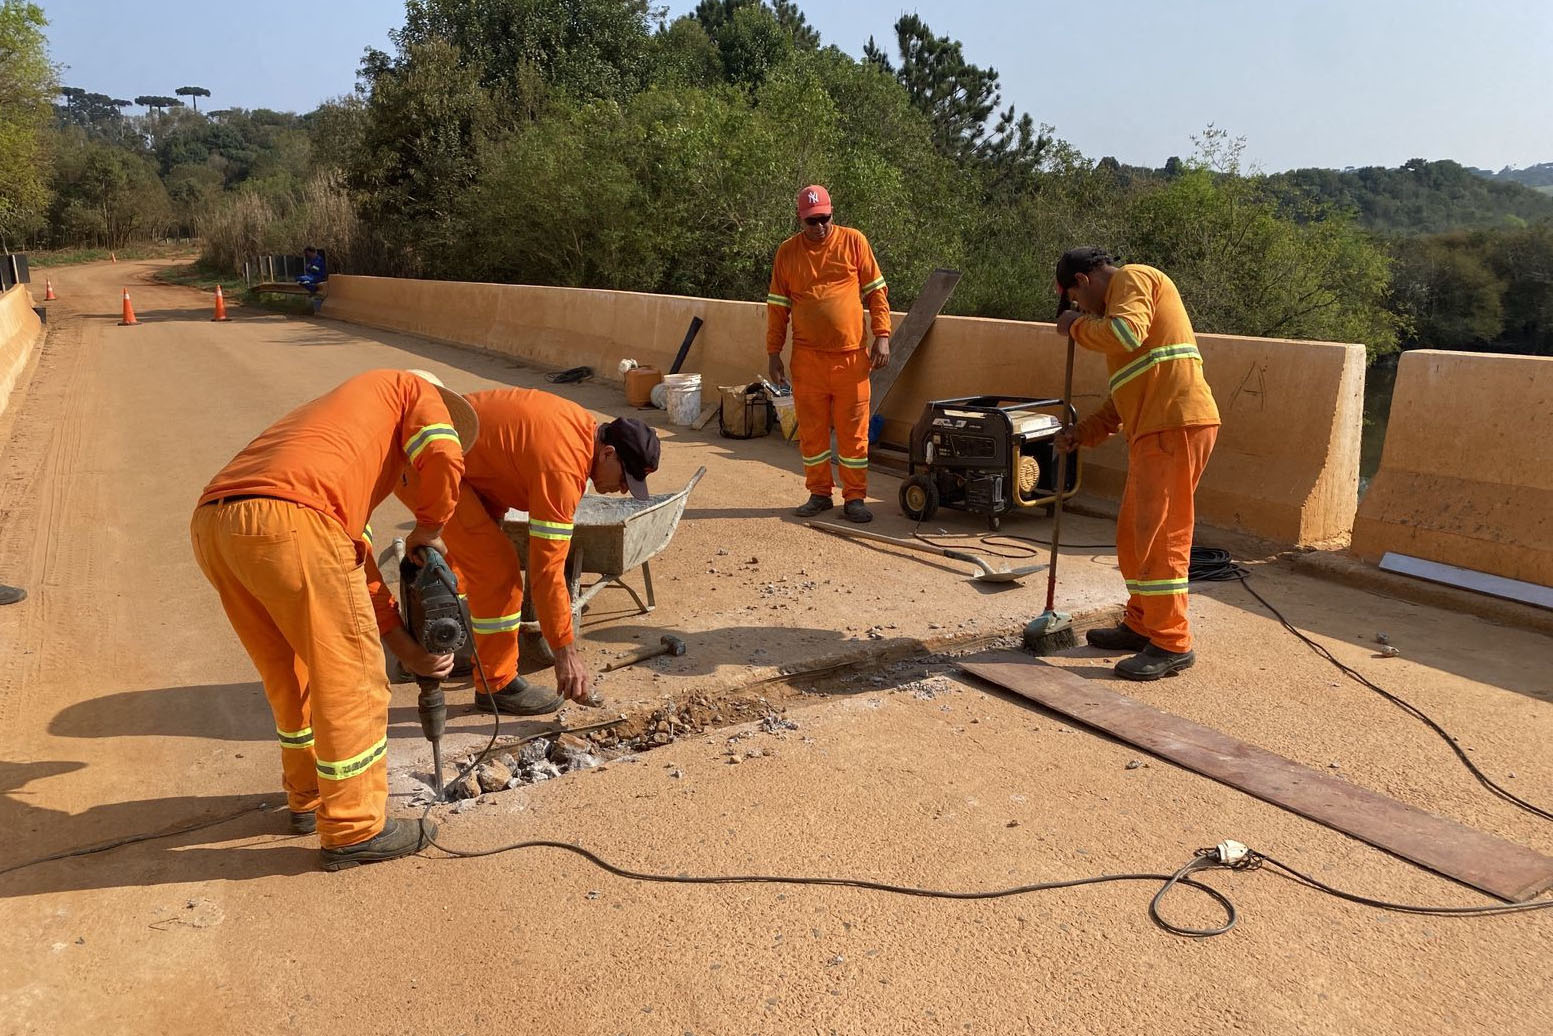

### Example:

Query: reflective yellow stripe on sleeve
xmin=766 ymin=293 xmax=792 ymax=308
xmin=861 ymin=276 xmax=886 ymax=295
xmin=404 ymin=423 xmax=460 ymax=463
xmin=530 ymin=519 xmax=573 ymax=542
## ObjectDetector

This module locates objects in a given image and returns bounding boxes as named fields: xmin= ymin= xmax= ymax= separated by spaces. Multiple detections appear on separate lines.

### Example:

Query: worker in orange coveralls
xmin=391 ymin=389 xmax=661 ymax=716
xmin=1051 ymin=248 xmax=1221 ymax=680
xmin=766 ymin=184 xmax=892 ymax=523
xmin=191 ymin=369 xmax=476 ymax=870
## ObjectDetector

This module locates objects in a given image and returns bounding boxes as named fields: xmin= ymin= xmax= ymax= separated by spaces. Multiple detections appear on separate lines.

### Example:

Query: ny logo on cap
xmin=807 ymin=190 xmax=819 ymax=205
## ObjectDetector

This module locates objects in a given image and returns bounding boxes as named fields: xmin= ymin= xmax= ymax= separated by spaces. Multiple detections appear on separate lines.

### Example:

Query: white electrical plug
xmin=1215 ymin=839 xmax=1251 ymax=865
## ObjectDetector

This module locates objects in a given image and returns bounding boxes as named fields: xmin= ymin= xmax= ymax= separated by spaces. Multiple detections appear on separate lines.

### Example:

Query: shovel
xmin=808 ymin=522 xmax=1045 ymax=584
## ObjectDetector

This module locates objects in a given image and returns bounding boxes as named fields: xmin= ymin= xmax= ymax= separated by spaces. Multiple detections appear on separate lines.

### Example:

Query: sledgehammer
xmin=601 ymin=634 xmax=687 ymax=673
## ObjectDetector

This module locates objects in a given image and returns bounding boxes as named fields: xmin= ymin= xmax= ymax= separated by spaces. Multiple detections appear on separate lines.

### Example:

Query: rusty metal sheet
xmin=959 ymin=651 xmax=1553 ymax=903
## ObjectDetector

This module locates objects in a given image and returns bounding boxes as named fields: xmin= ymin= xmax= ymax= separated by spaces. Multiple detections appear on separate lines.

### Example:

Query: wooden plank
xmin=691 ymin=403 xmax=720 ymax=431
xmin=869 ymin=268 xmax=961 ymax=418
xmin=1380 ymin=552 xmax=1553 ymax=610
xmin=959 ymin=651 xmax=1553 ymax=902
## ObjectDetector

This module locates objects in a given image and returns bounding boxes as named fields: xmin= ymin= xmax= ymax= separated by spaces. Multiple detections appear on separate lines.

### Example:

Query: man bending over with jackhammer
xmin=192 ymin=369 xmax=477 ymax=869
xmin=1052 ymin=248 xmax=1220 ymax=680
xmin=390 ymin=389 xmax=661 ymax=715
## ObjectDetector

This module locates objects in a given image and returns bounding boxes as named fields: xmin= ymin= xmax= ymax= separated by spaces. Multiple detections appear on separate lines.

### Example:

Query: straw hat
xmin=407 ymin=369 xmax=479 ymax=451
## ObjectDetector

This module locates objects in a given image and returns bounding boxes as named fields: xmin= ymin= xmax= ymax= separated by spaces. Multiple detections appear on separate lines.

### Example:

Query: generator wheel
xmin=899 ymin=475 xmax=939 ymax=521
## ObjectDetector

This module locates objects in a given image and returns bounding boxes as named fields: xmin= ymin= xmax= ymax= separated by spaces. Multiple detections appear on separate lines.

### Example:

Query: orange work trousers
xmin=1117 ymin=425 xmax=1218 ymax=654
xmin=441 ymin=488 xmax=524 ymax=695
xmin=791 ymin=348 xmax=871 ymax=501
xmin=190 ymin=497 xmax=391 ymax=849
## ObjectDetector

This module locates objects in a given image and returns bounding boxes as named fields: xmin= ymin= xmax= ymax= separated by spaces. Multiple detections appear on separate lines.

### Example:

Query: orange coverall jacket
xmin=765 ymin=225 xmax=891 ymax=354
xmin=200 ymin=368 xmax=465 ymax=633
xmin=1068 ymin=264 xmax=1220 ymax=444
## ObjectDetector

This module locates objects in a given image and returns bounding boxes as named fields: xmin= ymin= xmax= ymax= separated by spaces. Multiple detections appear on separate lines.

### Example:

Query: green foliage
xmin=0 ymin=0 xmax=56 ymax=248
xmin=46 ymin=132 xmax=174 ymax=247
xmin=1268 ymin=159 xmax=1553 ymax=234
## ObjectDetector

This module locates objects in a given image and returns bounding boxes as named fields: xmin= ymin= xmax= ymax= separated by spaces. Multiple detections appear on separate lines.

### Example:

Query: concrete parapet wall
xmin=0 ymin=283 xmax=42 ymax=423
xmin=326 ymin=275 xmax=1364 ymax=545
xmin=1353 ymin=350 xmax=1553 ymax=586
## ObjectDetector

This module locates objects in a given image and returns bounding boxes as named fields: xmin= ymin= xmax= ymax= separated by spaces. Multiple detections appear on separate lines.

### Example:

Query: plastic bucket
xmin=664 ymin=373 xmax=702 ymax=427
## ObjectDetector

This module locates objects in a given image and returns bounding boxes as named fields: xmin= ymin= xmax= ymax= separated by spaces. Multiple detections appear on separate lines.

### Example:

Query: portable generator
xmin=898 ymin=395 xmax=1081 ymax=530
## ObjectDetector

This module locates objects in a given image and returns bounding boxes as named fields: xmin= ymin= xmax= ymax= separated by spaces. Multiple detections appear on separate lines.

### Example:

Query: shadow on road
xmin=0 ymin=761 xmax=316 ymax=898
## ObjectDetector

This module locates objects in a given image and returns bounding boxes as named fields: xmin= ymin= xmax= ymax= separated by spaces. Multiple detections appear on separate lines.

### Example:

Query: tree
xmin=135 ymin=95 xmax=184 ymax=113
xmin=1389 ymin=234 xmax=1503 ymax=349
xmin=175 ymin=85 xmax=211 ymax=111
xmin=694 ymin=0 xmax=818 ymax=48
xmin=351 ymin=39 xmax=499 ymax=273
xmin=865 ymin=14 xmax=1046 ymax=178
xmin=0 ymin=0 xmax=56 ymax=248
xmin=394 ymin=0 xmax=656 ymax=110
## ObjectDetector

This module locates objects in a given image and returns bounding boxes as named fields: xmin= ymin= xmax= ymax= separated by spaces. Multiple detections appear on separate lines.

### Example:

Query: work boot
xmin=289 ymin=810 xmax=317 ymax=835
xmin=795 ymin=494 xmax=834 ymax=518
xmin=320 ymin=817 xmax=436 ymax=872
xmin=474 ymin=676 xmax=562 ymax=716
xmin=1115 ymin=644 xmax=1196 ymax=681
xmin=1085 ymin=622 xmax=1150 ymax=652
xmin=842 ymin=500 xmax=873 ymax=524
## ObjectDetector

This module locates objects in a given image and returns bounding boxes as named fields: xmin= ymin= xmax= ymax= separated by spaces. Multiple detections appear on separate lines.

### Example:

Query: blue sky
xmin=39 ymin=0 xmax=1553 ymax=173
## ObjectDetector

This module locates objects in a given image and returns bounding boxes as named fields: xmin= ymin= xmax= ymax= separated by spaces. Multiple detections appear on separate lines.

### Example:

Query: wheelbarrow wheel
xmin=900 ymin=475 xmax=939 ymax=521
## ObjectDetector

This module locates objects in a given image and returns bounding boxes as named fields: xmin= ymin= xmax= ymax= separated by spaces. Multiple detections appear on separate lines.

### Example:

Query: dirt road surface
xmin=2 ymin=261 xmax=1551 ymax=1035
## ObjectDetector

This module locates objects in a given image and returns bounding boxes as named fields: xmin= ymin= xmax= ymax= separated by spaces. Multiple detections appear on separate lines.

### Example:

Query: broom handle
xmin=1045 ymin=332 xmax=1076 ymax=614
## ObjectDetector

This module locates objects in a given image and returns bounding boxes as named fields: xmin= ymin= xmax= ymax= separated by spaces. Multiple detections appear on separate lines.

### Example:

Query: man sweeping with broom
xmin=1048 ymin=248 xmax=1220 ymax=680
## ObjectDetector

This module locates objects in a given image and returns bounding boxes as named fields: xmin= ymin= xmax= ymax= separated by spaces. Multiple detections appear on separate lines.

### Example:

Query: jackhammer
xmin=400 ymin=544 xmax=465 ymax=800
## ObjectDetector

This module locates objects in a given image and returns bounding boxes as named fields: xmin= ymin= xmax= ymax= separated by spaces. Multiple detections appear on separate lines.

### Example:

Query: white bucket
xmin=663 ymin=373 xmax=702 ymax=427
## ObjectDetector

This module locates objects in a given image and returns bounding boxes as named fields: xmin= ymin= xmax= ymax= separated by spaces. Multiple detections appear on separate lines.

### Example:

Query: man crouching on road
xmin=1051 ymin=248 xmax=1220 ymax=680
xmin=391 ymin=389 xmax=660 ymax=714
xmin=192 ymin=368 xmax=476 ymax=870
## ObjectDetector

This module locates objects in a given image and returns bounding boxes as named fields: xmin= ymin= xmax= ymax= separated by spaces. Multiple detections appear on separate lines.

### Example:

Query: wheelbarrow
xmin=502 ymin=466 xmax=706 ymax=662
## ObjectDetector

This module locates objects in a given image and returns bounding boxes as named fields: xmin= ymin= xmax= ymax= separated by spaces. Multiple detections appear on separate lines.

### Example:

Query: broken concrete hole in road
xmin=412 ymin=638 xmax=997 ymax=808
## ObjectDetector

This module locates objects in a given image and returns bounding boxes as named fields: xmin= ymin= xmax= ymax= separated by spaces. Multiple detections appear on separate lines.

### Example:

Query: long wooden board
xmin=959 ymin=651 xmax=1553 ymax=902
xmin=869 ymin=267 xmax=961 ymax=421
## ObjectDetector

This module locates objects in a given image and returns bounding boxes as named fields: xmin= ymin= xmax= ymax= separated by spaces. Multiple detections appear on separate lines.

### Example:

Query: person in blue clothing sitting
xmin=297 ymin=246 xmax=328 ymax=295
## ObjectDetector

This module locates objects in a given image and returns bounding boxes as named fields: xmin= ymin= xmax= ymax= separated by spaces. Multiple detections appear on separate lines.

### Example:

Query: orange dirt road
xmin=2 ymin=261 xmax=1551 ymax=1035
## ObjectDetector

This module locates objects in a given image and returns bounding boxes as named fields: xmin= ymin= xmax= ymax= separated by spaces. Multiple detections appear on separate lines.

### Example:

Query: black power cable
xmin=546 ymin=366 xmax=594 ymax=385
xmin=1190 ymin=549 xmax=1553 ymax=824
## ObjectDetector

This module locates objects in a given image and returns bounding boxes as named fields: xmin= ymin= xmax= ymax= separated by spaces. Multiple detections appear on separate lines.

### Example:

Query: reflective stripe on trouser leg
xmin=1117 ymin=425 xmax=1218 ymax=654
xmin=445 ymin=485 xmax=525 ymax=694
xmin=191 ymin=506 xmax=322 ymax=815
xmin=190 ymin=497 xmax=391 ymax=848
xmin=833 ymin=349 xmax=872 ymax=501
xmin=791 ymin=348 xmax=837 ymax=498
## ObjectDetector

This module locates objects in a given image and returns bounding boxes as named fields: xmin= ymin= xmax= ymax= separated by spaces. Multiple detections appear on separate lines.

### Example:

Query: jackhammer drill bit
xmin=417 ymin=680 xmax=447 ymax=799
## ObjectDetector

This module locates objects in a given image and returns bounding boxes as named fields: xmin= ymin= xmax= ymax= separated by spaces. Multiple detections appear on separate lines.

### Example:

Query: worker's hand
xmin=1053 ymin=429 xmax=1080 ymax=454
xmin=384 ymin=625 xmax=456 ymax=680
xmin=404 ymin=523 xmax=447 ymax=562
xmin=1055 ymin=310 xmax=1081 ymax=337
xmin=868 ymin=335 xmax=891 ymax=371
xmin=768 ymin=354 xmax=789 ymax=390
xmin=552 ymin=642 xmax=594 ymax=704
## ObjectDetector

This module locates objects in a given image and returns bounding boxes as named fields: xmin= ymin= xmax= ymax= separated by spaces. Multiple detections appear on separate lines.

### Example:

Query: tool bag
xmin=718 ymin=383 xmax=771 ymax=439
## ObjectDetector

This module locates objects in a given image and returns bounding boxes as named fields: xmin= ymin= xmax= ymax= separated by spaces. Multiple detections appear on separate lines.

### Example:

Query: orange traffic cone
xmin=118 ymin=288 xmax=139 ymax=326
xmin=43 ymin=279 xmax=56 ymax=301
xmin=211 ymin=284 xmax=231 ymax=322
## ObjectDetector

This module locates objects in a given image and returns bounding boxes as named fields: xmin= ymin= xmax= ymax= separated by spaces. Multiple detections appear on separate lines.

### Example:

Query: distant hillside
xmin=1468 ymin=162 xmax=1553 ymax=189
xmin=1265 ymin=159 xmax=1553 ymax=234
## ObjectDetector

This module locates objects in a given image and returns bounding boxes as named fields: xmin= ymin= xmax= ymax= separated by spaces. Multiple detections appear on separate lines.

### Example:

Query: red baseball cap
xmin=796 ymin=185 xmax=832 ymax=219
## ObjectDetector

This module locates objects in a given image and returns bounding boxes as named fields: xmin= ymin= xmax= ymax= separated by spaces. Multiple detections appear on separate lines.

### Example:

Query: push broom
xmin=1022 ymin=291 xmax=1079 ymax=654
